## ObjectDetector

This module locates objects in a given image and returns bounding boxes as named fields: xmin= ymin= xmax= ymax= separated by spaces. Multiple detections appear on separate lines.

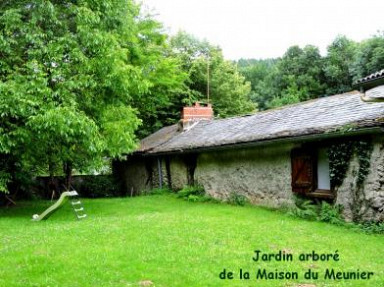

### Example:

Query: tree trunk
xmin=63 ymin=162 xmax=72 ymax=190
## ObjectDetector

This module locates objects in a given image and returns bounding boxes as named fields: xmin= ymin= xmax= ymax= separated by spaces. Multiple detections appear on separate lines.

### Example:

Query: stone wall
xmin=114 ymin=156 xmax=152 ymax=195
xmin=335 ymin=136 xmax=384 ymax=222
xmin=168 ymin=156 xmax=189 ymax=190
xmin=195 ymin=143 xmax=295 ymax=208
xmin=119 ymin=135 xmax=383 ymax=222
xmin=115 ymin=155 xmax=190 ymax=194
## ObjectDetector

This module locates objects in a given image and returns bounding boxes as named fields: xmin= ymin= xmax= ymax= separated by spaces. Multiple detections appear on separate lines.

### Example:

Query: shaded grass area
xmin=0 ymin=195 xmax=383 ymax=287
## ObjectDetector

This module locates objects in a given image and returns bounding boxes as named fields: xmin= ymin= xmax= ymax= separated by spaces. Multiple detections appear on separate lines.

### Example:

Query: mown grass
xmin=0 ymin=194 xmax=383 ymax=287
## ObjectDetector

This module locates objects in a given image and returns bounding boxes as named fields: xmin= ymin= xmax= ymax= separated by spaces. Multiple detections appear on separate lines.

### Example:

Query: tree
xmin=0 ymin=0 xmax=183 ymax=193
xmin=238 ymin=59 xmax=278 ymax=110
xmin=130 ymin=16 xmax=187 ymax=138
xmin=351 ymin=32 xmax=384 ymax=81
xmin=170 ymin=31 xmax=256 ymax=117
xmin=268 ymin=76 xmax=303 ymax=109
xmin=237 ymin=35 xmax=384 ymax=111
xmin=276 ymin=45 xmax=326 ymax=102
xmin=324 ymin=35 xmax=356 ymax=95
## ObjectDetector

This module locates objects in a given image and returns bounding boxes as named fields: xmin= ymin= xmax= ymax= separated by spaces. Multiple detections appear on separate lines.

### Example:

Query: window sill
xmin=306 ymin=189 xmax=335 ymax=199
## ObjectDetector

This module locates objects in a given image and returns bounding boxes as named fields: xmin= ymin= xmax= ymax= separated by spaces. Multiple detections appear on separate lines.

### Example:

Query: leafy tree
xmin=323 ymin=35 xmax=356 ymax=95
xmin=238 ymin=59 xmax=278 ymax=110
xmin=351 ymin=32 xmax=384 ymax=81
xmin=130 ymin=17 xmax=187 ymax=138
xmin=170 ymin=31 xmax=256 ymax=117
xmin=276 ymin=45 xmax=326 ymax=102
xmin=237 ymin=35 xmax=383 ymax=111
xmin=268 ymin=76 xmax=303 ymax=108
xmin=0 ymin=0 xmax=182 ymax=192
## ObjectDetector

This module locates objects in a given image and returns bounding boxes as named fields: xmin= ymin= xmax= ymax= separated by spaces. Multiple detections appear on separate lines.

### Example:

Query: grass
xmin=0 ymin=194 xmax=383 ymax=287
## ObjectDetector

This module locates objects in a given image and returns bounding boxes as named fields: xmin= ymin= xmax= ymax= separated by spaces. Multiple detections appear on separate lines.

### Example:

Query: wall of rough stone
xmin=335 ymin=135 xmax=384 ymax=222
xmin=114 ymin=156 xmax=152 ymax=195
xmin=195 ymin=143 xmax=295 ymax=208
xmin=119 ymin=134 xmax=383 ymax=222
xmin=168 ymin=156 xmax=189 ymax=190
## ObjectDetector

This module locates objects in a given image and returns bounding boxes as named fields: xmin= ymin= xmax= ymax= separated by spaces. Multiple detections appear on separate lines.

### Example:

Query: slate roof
xmin=138 ymin=91 xmax=384 ymax=155
xmin=356 ymin=69 xmax=384 ymax=85
xmin=355 ymin=69 xmax=384 ymax=91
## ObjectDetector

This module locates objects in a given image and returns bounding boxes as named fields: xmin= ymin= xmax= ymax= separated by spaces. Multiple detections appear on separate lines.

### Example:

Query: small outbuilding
xmin=115 ymin=71 xmax=384 ymax=222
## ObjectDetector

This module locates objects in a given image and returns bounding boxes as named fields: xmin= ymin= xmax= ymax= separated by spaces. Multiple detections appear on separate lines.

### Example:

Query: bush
xmin=177 ymin=185 xmax=205 ymax=199
xmin=287 ymin=196 xmax=384 ymax=234
xmin=227 ymin=192 xmax=249 ymax=206
xmin=356 ymin=221 xmax=384 ymax=234
xmin=288 ymin=196 xmax=318 ymax=220
xmin=176 ymin=185 xmax=219 ymax=203
xmin=76 ymin=175 xmax=120 ymax=198
xmin=318 ymin=201 xmax=344 ymax=225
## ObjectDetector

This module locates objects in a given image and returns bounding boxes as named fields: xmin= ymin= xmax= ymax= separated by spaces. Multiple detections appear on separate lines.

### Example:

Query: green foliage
xmin=130 ymin=17 xmax=187 ymax=138
xmin=76 ymin=175 xmax=120 ymax=198
xmin=327 ymin=142 xmax=354 ymax=189
xmin=324 ymin=36 xmax=356 ymax=95
xmin=268 ymin=76 xmax=302 ymax=108
xmin=176 ymin=185 xmax=217 ymax=203
xmin=355 ymin=140 xmax=373 ymax=188
xmin=170 ymin=31 xmax=256 ymax=119
xmin=237 ymin=33 xmax=384 ymax=111
xmin=287 ymin=196 xmax=383 ymax=234
xmin=24 ymin=107 xmax=104 ymax=173
xmin=356 ymin=221 xmax=384 ymax=235
xmin=351 ymin=32 xmax=384 ymax=80
xmin=276 ymin=45 xmax=326 ymax=102
xmin=0 ymin=0 xmax=185 ymax=193
xmin=289 ymin=196 xmax=345 ymax=225
xmin=238 ymin=59 xmax=278 ymax=110
xmin=318 ymin=201 xmax=344 ymax=225
xmin=100 ymin=106 xmax=141 ymax=158
xmin=288 ymin=196 xmax=318 ymax=220
xmin=227 ymin=192 xmax=249 ymax=206
xmin=0 ymin=171 xmax=10 ymax=194
xmin=177 ymin=185 xmax=205 ymax=200
xmin=327 ymin=139 xmax=373 ymax=190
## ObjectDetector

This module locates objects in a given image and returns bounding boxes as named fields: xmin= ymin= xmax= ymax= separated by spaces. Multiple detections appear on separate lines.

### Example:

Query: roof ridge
xmin=209 ymin=90 xmax=362 ymax=123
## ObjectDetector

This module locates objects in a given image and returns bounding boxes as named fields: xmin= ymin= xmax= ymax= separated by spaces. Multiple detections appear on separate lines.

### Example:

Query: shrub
xmin=177 ymin=185 xmax=205 ymax=199
xmin=227 ymin=192 xmax=249 ymax=206
xmin=288 ymin=196 xmax=318 ymax=220
xmin=76 ymin=175 xmax=119 ymax=198
xmin=318 ymin=201 xmax=344 ymax=225
xmin=176 ymin=185 xmax=219 ymax=203
xmin=356 ymin=221 xmax=384 ymax=234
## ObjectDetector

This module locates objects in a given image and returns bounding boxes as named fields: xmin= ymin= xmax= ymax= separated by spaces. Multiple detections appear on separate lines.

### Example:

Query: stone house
xmin=115 ymin=71 xmax=384 ymax=222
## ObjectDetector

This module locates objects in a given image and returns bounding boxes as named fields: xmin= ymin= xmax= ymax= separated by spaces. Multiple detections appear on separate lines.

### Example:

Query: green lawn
xmin=0 ymin=194 xmax=383 ymax=287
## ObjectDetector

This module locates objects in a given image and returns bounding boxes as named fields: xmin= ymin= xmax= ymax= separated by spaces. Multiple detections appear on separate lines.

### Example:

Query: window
xmin=291 ymin=147 xmax=333 ymax=199
xmin=317 ymin=148 xmax=331 ymax=190
xmin=291 ymin=148 xmax=316 ymax=194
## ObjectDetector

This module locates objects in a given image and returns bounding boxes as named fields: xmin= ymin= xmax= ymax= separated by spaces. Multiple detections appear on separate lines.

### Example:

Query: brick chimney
xmin=179 ymin=102 xmax=213 ymax=131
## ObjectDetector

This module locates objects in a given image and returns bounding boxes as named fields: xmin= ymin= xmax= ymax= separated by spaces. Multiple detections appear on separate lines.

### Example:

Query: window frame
xmin=291 ymin=146 xmax=334 ymax=199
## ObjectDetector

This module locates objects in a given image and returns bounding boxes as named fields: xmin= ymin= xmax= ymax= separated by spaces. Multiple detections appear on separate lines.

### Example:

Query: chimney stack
xmin=179 ymin=102 xmax=213 ymax=131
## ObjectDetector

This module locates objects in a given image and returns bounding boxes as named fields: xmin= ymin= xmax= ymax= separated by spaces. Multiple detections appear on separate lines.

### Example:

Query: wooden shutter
xmin=291 ymin=148 xmax=316 ymax=194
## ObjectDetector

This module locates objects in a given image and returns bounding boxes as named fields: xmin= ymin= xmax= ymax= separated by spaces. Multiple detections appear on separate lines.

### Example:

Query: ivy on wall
xmin=355 ymin=141 xmax=374 ymax=188
xmin=328 ymin=142 xmax=354 ymax=189
xmin=327 ymin=139 xmax=373 ymax=189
